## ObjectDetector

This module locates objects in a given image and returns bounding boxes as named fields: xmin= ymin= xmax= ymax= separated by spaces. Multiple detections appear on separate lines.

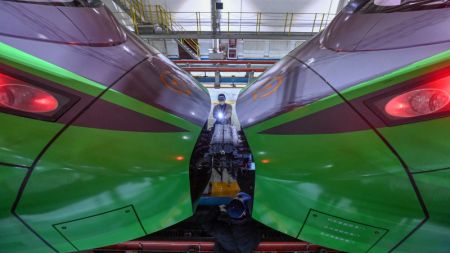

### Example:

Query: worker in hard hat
xmin=225 ymin=192 xmax=252 ymax=220
xmin=213 ymin=94 xmax=232 ymax=125
xmin=199 ymin=192 xmax=261 ymax=253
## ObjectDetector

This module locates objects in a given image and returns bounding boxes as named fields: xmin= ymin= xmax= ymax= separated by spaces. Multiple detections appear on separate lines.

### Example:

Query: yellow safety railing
xmin=112 ymin=0 xmax=336 ymax=43
xmin=118 ymin=1 xmax=200 ymax=56
xmin=114 ymin=0 xmax=147 ymax=33
xmin=154 ymin=5 xmax=201 ymax=56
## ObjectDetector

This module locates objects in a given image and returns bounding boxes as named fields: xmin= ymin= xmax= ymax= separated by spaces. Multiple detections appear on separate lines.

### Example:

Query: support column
xmin=211 ymin=0 xmax=219 ymax=53
xmin=210 ymin=0 xmax=224 ymax=59
xmin=214 ymin=71 xmax=220 ymax=88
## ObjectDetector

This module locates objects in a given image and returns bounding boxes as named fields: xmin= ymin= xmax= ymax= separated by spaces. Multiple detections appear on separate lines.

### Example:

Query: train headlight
xmin=367 ymin=68 xmax=450 ymax=125
xmin=0 ymin=73 xmax=77 ymax=121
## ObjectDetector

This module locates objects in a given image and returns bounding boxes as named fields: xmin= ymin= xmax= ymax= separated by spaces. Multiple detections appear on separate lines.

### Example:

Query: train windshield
xmin=4 ymin=0 xmax=102 ymax=7
xmin=360 ymin=0 xmax=450 ymax=12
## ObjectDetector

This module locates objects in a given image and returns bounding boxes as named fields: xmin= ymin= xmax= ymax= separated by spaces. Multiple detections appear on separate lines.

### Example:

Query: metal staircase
xmin=176 ymin=39 xmax=201 ymax=60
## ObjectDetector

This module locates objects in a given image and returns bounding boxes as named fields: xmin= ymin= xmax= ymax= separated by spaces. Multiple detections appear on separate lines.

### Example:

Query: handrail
xmin=139 ymin=11 xmax=332 ymax=15
xmin=154 ymin=4 xmax=201 ymax=56
xmin=110 ymin=1 xmax=336 ymax=36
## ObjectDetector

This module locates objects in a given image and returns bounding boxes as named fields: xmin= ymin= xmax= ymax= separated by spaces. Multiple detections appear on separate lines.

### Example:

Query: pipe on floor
xmin=97 ymin=240 xmax=335 ymax=252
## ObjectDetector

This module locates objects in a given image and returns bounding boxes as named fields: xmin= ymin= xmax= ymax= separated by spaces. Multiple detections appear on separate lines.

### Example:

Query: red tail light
xmin=0 ymin=73 xmax=76 ymax=121
xmin=368 ymin=69 xmax=450 ymax=125
xmin=385 ymin=88 xmax=450 ymax=118
xmin=0 ymin=84 xmax=59 ymax=113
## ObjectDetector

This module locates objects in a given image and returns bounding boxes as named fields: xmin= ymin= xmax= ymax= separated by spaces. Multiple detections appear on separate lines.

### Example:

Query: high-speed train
xmin=237 ymin=0 xmax=450 ymax=252
xmin=0 ymin=0 xmax=449 ymax=253
xmin=0 ymin=0 xmax=211 ymax=252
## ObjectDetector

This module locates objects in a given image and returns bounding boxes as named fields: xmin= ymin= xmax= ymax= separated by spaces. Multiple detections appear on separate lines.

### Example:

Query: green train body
xmin=236 ymin=4 xmax=450 ymax=252
xmin=0 ymin=3 xmax=210 ymax=251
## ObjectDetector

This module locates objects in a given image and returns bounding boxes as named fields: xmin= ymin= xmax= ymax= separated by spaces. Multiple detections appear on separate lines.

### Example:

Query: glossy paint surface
xmin=337 ymin=50 xmax=450 ymax=252
xmin=340 ymin=50 xmax=450 ymax=173
xmin=0 ymin=41 xmax=106 ymax=166
xmin=111 ymin=55 xmax=211 ymax=126
xmin=15 ymin=88 xmax=201 ymax=251
xmin=0 ymin=113 xmax=62 ymax=166
xmin=0 ymin=4 xmax=210 ymax=251
xmin=239 ymin=24 xmax=450 ymax=252
xmin=240 ymin=93 xmax=424 ymax=252
xmin=322 ymin=8 xmax=450 ymax=51
xmin=289 ymin=36 xmax=450 ymax=95
xmin=378 ymin=118 xmax=450 ymax=172
xmin=396 ymin=170 xmax=450 ymax=253
xmin=237 ymin=56 xmax=334 ymax=128
xmin=0 ymin=166 xmax=50 ymax=253
xmin=54 ymin=206 xmax=146 ymax=250
xmin=0 ymin=2 xmax=125 ymax=46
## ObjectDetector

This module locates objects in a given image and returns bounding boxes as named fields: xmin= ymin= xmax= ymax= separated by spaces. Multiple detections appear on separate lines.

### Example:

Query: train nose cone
xmin=14 ymin=54 xmax=211 ymax=252
xmin=236 ymin=21 xmax=443 ymax=252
